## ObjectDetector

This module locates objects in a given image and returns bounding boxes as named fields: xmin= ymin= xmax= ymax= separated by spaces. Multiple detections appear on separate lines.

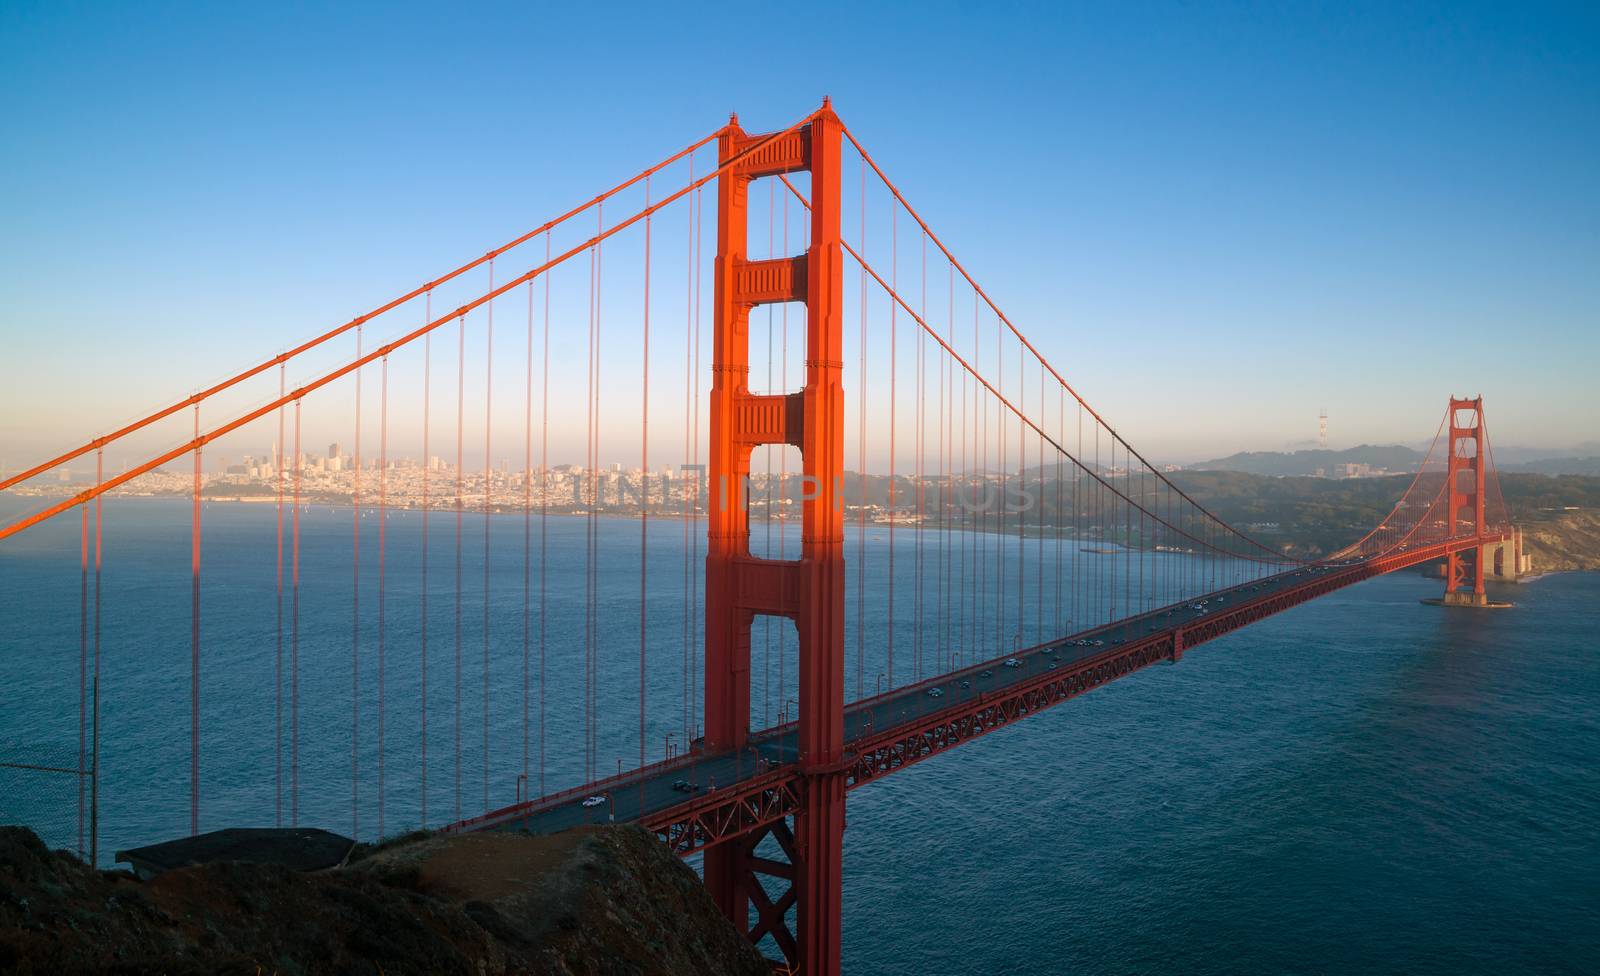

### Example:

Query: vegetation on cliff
xmin=0 ymin=824 xmax=769 ymax=975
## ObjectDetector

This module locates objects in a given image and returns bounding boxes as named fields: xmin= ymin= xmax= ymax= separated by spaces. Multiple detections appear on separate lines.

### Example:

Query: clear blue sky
xmin=2 ymin=0 xmax=1595 ymax=467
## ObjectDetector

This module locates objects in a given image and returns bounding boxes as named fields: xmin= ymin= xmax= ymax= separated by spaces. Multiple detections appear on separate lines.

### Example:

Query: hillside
xmin=1188 ymin=444 xmax=1424 ymax=477
xmin=0 ymin=825 xmax=768 ymax=976
xmin=1499 ymin=456 xmax=1600 ymax=477
xmin=1519 ymin=510 xmax=1600 ymax=572
xmin=1162 ymin=470 xmax=1600 ymax=568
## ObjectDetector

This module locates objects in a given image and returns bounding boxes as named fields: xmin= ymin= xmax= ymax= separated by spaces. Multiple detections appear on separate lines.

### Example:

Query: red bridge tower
xmin=704 ymin=101 xmax=847 ymax=975
xmin=1442 ymin=396 xmax=1489 ymax=607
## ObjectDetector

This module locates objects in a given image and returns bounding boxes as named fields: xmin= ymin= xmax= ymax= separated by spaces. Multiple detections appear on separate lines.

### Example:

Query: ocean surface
xmin=2 ymin=496 xmax=1597 ymax=974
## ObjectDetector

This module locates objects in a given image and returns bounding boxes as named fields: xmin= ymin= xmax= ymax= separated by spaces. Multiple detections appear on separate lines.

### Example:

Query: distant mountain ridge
xmin=1499 ymin=456 xmax=1600 ymax=476
xmin=1189 ymin=444 xmax=1423 ymax=477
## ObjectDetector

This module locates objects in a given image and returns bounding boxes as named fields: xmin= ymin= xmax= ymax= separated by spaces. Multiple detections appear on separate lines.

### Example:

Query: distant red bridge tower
xmin=1443 ymin=397 xmax=1489 ymax=606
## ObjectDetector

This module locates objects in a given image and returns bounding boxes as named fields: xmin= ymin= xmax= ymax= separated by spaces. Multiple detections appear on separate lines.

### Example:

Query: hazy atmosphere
xmin=2 ymin=1 xmax=1596 ymax=467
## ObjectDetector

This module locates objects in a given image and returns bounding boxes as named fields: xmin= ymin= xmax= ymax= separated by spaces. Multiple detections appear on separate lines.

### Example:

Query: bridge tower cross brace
xmin=704 ymin=101 xmax=846 ymax=976
xmin=1443 ymin=396 xmax=1488 ymax=606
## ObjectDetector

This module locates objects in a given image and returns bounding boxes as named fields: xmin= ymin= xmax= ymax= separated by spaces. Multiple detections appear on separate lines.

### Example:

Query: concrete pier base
xmin=1421 ymin=593 xmax=1514 ymax=609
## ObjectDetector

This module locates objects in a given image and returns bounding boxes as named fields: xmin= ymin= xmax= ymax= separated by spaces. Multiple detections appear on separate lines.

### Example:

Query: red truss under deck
xmin=647 ymin=769 xmax=804 ymax=858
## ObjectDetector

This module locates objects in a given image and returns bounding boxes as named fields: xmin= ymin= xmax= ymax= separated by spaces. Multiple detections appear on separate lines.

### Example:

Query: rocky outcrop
xmin=1521 ymin=510 xmax=1600 ymax=573
xmin=0 ymin=824 xmax=769 ymax=976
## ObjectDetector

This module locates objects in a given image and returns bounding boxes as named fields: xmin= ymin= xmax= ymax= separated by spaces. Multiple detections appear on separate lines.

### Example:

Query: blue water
xmin=841 ymin=569 xmax=1600 ymax=975
xmin=2 ymin=497 xmax=1597 ymax=974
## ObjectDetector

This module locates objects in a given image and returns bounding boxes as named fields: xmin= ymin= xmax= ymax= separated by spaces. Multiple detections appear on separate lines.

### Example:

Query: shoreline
xmin=9 ymin=490 xmax=1593 ymax=574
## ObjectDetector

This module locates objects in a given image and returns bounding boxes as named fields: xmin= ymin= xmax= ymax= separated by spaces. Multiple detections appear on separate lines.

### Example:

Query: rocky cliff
xmin=1520 ymin=509 xmax=1600 ymax=573
xmin=0 ymin=824 xmax=770 ymax=976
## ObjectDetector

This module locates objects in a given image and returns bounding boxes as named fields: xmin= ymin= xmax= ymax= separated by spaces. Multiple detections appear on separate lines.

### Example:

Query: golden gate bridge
xmin=0 ymin=99 xmax=1512 ymax=975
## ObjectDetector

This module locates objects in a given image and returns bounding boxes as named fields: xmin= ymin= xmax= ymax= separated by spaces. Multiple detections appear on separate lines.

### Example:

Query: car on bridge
xmin=582 ymin=795 xmax=606 ymax=808
xmin=671 ymin=779 xmax=698 ymax=793
xmin=979 ymin=669 xmax=994 ymax=678
xmin=1004 ymin=657 xmax=1022 ymax=668
xmin=927 ymin=687 xmax=945 ymax=698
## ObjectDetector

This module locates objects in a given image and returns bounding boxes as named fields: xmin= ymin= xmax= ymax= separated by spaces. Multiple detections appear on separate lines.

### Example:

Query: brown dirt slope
xmin=0 ymin=824 xmax=769 ymax=976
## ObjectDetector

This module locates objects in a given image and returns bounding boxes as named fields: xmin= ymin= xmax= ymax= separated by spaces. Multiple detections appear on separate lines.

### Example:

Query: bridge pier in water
xmin=704 ymin=102 xmax=847 ymax=975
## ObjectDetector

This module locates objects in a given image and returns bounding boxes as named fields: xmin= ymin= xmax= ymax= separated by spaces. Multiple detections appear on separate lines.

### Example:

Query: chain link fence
xmin=0 ymin=738 xmax=96 ymax=865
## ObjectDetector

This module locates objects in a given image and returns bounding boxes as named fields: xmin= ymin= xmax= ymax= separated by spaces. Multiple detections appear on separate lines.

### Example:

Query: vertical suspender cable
xmin=79 ymin=498 xmax=87 ymax=857
xmin=352 ymin=326 xmax=362 ymax=839
xmin=420 ymin=293 xmax=431 ymax=825
xmin=1056 ymin=381 xmax=1063 ymax=631
xmin=953 ymin=284 xmax=966 ymax=656
xmin=91 ymin=450 xmax=102 ymax=866
xmin=291 ymin=402 xmax=301 ymax=824
xmin=596 ymin=205 xmax=606 ymax=780
xmin=945 ymin=269 xmax=954 ymax=671
xmin=275 ymin=365 xmax=285 ymax=826
xmin=378 ymin=354 xmax=388 ymax=839
xmin=1016 ymin=342 xmax=1024 ymax=643
xmin=763 ymin=181 xmax=774 ymax=723
xmin=692 ymin=182 xmax=703 ymax=740
xmin=540 ymin=233 xmax=551 ymax=794
xmin=484 ymin=261 xmax=494 ymax=813
xmin=1036 ymin=362 xmax=1043 ymax=641
xmin=455 ymin=314 xmax=465 ymax=823
xmin=915 ymin=231 xmax=925 ymax=681
xmin=595 ymin=205 xmax=605 ymax=779
xmin=996 ymin=315 xmax=1005 ymax=654
xmin=856 ymin=153 xmax=866 ymax=702
xmin=586 ymin=234 xmax=595 ymax=780
xmin=957 ymin=279 xmax=967 ymax=667
xmin=524 ymin=279 xmax=533 ymax=795
xmin=779 ymin=190 xmax=789 ymax=712
xmin=191 ymin=404 xmax=201 ymax=836
xmin=1123 ymin=439 xmax=1131 ymax=617
xmin=586 ymin=208 xmax=599 ymax=783
xmin=940 ymin=275 xmax=949 ymax=672
xmin=887 ymin=205 xmax=896 ymax=687
xmin=975 ymin=297 xmax=984 ymax=658
xmin=1139 ymin=464 xmax=1146 ymax=611
xmin=640 ymin=176 xmax=651 ymax=771
xmin=682 ymin=162 xmax=694 ymax=744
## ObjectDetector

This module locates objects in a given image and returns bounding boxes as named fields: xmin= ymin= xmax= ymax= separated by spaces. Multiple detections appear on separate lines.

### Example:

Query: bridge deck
xmin=445 ymin=536 xmax=1501 ymax=853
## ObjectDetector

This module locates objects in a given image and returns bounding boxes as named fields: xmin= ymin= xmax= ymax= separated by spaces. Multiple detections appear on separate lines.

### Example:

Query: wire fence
xmin=0 ymin=739 xmax=96 ymax=865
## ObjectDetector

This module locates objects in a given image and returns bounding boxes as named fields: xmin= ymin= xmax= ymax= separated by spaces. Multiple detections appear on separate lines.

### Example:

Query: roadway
xmin=447 ymin=558 xmax=1365 ymax=839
